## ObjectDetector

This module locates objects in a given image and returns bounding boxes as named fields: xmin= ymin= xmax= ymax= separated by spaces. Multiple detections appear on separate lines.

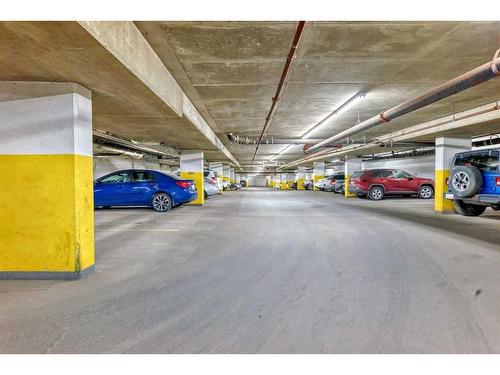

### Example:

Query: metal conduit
xmin=306 ymin=48 xmax=500 ymax=154
xmin=251 ymin=21 xmax=306 ymax=164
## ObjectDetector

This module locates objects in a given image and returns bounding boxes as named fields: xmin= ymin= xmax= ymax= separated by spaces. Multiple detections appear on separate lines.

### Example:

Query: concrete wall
xmin=362 ymin=155 xmax=435 ymax=179
xmin=93 ymin=156 xmax=165 ymax=179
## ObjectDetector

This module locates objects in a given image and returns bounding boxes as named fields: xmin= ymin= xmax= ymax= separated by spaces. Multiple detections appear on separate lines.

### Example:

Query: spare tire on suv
xmin=449 ymin=166 xmax=482 ymax=198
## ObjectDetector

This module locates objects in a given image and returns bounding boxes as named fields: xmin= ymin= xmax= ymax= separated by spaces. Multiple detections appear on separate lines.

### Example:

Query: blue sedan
xmin=94 ymin=169 xmax=197 ymax=212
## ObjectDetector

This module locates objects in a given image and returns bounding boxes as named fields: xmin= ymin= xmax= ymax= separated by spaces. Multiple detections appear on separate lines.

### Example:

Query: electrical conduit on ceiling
xmin=251 ymin=21 xmax=306 ymax=164
xmin=282 ymin=48 xmax=500 ymax=169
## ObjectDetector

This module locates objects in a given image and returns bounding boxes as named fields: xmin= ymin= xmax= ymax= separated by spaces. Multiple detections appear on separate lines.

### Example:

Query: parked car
xmin=204 ymin=170 xmax=222 ymax=192
xmin=291 ymin=181 xmax=297 ymax=190
xmin=348 ymin=169 xmax=434 ymax=200
xmin=234 ymin=182 xmax=242 ymax=189
xmin=333 ymin=180 xmax=345 ymax=194
xmin=445 ymin=148 xmax=500 ymax=216
xmin=204 ymin=177 xmax=219 ymax=198
xmin=240 ymin=180 xmax=247 ymax=187
xmin=302 ymin=180 xmax=314 ymax=190
xmin=313 ymin=175 xmax=333 ymax=190
xmin=94 ymin=169 xmax=197 ymax=212
xmin=324 ymin=172 xmax=345 ymax=193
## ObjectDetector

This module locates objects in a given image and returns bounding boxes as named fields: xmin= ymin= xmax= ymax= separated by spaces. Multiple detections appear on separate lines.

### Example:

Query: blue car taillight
xmin=176 ymin=181 xmax=191 ymax=189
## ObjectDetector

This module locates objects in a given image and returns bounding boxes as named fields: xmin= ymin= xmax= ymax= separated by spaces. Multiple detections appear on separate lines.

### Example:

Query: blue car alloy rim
xmin=152 ymin=194 xmax=170 ymax=212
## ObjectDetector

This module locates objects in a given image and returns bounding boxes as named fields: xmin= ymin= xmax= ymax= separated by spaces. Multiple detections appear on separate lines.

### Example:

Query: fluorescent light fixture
xmin=301 ymin=92 xmax=366 ymax=139
xmin=269 ymin=144 xmax=292 ymax=161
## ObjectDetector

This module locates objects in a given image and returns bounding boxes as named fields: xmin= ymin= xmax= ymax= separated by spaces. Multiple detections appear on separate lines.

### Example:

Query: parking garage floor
xmin=1 ymin=187 xmax=500 ymax=353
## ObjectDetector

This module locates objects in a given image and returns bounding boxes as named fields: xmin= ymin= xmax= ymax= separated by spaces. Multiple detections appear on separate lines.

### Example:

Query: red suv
xmin=348 ymin=169 xmax=434 ymax=200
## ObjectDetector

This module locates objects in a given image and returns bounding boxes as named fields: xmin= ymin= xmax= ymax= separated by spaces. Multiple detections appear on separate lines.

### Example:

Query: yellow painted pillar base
xmin=181 ymin=171 xmax=204 ymax=205
xmin=0 ymin=155 xmax=95 ymax=279
xmin=297 ymin=178 xmax=305 ymax=190
xmin=344 ymin=175 xmax=357 ymax=198
xmin=180 ymin=150 xmax=204 ymax=205
xmin=280 ymin=182 xmax=288 ymax=190
xmin=435 ymin=169 xmax=454 ymax=213
xmin=313 ymin=175 xmax=323 ymax=191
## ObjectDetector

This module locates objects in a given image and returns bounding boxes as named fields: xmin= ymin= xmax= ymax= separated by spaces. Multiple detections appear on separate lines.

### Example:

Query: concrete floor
xmin=1 ymin=187 xmax=500 ymax=353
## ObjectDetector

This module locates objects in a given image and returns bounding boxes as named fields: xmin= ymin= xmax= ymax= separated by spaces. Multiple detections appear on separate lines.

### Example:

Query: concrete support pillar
xmin=297 ymin=166 xmax=306 ymax=190
xmin=236 ymin=173 xmax=241 ymax=183
xmin=288 ymin=173 xmax=295 ymax=189
xmin=266 ymin=176 xmax=271 ymax=187
xmin=230 ymin=168 xmax=235 ymax=184
xmin=280 ymin=173 xmax=288 ymax=190
xmin=272 ymin=174 xmax=279 ymax=188
xmin=209 ymin=162 xmax=224 ymax=193
xmin=345 ymin=157 xmax=363 ymax=197
xmin=0 ymin=84 xmax=94 ymax=279
xmin=313 ymin=162 xmax=325 ymax=191
xmin=180 ymin=151 xmax=204 ymax=205
xmin=435 ymin=137 xmax=471 ymax=213
xmin=223 ymin=165 xmax=231 ymax=187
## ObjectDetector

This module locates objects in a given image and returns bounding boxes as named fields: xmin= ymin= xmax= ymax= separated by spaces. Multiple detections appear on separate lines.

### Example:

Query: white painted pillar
xmin=313 ymin=162 xmax=325 ymax=191
xmin=223 ymin=165 xmax=231 ymax=187
xmin=297 ymin=166 xmax=306 ymax=190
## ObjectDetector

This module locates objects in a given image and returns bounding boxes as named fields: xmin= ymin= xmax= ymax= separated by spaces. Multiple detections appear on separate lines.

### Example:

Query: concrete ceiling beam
xmin=79 ymin=21 xmax=240 ymax=166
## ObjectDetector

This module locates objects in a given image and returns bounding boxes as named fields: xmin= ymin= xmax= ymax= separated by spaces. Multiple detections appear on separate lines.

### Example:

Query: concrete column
xmin=209 ymin=162 xmax=224 ymax=193
xmin=0 ymin=84 xmax=94 ymax=279
xmin=313 ymin=162 xmax=325 ymax=191
xmin=297 ymin=166 xmax=306 ymax=190
xmin=345 ymin=157 xmax=363 ymax=197
xmin=223 ymin=165 xmax=231 ymax=186
xmin=280 ymin=173 xmax=288 ymax=190
xmin=230 ymin=168 xmax=235 ymax=184
xmin=180 ymin=151 xmax=204 ymax=205
xmin=435 ymin=137 xmax=471 ymax=213
xmin=288 ymin=173 xmax=295 ymax=189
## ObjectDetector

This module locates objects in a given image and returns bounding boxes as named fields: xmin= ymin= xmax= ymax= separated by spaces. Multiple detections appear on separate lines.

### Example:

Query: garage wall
xmin=93 ymin=156 xmax=165 ymax=179
xmin=255 ymin=176 xmax=267 ymax=186
xmin=362 ymin=155 xmax=435 ymax=179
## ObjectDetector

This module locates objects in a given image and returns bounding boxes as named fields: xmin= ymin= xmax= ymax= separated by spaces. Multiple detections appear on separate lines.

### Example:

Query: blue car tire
xmin=151 ymin=192 xmax=172 ymax=212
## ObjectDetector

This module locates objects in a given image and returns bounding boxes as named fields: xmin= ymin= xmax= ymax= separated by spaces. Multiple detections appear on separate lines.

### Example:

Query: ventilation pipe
xmin=306 ymin=48 xmax=500 ymax=154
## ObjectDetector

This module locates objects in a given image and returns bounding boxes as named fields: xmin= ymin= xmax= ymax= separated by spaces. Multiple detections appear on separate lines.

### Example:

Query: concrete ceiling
xmin=1 ymin=21 xmax=499 ymax=170
xmin=136 ymin=21 xmax=500 ymax=168
xmin=0 ymin=21 xmax=229 ymax=162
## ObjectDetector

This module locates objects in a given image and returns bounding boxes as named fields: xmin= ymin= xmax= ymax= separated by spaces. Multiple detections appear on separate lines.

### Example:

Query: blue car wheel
xmin=151 ymin=192 xmax=172 ymax=212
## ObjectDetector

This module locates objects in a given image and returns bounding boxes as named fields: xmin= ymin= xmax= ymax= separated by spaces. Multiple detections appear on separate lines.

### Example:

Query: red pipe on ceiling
xmin=251 ymin=21 xmax=306 ymax=164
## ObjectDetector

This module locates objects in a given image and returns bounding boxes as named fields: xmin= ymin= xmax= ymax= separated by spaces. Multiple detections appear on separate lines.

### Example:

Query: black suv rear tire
xmin=454 ymin=200 xmax=487 ymax=216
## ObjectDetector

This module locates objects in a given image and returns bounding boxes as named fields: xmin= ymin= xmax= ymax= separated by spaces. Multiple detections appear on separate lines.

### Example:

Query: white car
xmin=204 ymin=170 xmax=222 ymax=194
xmin=204 ymin=177 xmax=220 ymax=198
